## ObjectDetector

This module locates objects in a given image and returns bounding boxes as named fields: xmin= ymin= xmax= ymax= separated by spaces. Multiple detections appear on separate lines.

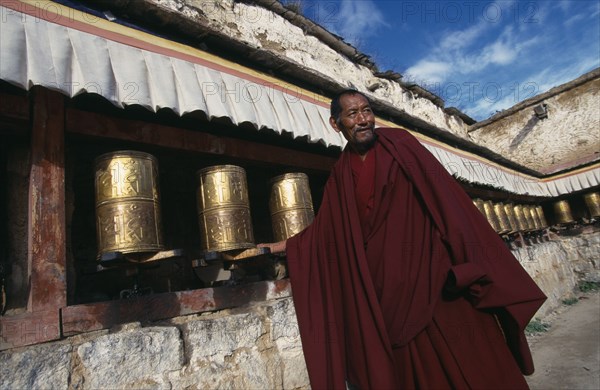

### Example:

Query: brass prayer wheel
xmin=483 ymin=200 xmax=502 ymax=233
xmin=520 ymin=205 xmax=532 ymax=230
xmin=553 ymin=200 xmax=575 ymax=224
xmin=472 ymin=199 xmax=486 ymax=215
xmin=196 ymin=165 xmax=255 ymax=252
xmin=583 ymin=192 xmax=600 ymax=218
xmin=512 ymin=205 xmax=529 ymax=232
xmin=504 ymin=203 xmax=519 ymax=232
xmin=522 ymin=205 xmax=537 ymax=231
xmin=529 ymin=206 xmax=543 ymax=229
xmin=535 ymin=206 xmax=548 ymax=227
xmin=493 ymin=202 xmax=512 ymax=234
xmin=269 ymin=173 xmax=315 ymax=242
xmin=94 ymin=151 xmax=164 ymax=257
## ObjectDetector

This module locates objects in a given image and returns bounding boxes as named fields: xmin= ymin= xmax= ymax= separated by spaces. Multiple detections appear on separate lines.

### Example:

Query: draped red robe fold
xmin=286 ymin=128 xmax=547 ymax=390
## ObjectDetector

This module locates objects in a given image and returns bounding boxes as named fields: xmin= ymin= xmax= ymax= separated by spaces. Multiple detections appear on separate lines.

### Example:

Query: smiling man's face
xmin=330 ymin=93 xmax=376 ymax=155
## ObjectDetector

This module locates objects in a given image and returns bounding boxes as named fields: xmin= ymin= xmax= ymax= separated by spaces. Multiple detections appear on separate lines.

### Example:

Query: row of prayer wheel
xmin=93 ymin=150 xmax=600 ymax=257
xmin=553 ymin=193 xmax=600 ymax=224
xmin=473 ymin=192 xmax=600 ymax=235
xmin=94 ymin=151 xmax=314 ymax=258
xmin=472 ymin=200 xmax=548 ymax=234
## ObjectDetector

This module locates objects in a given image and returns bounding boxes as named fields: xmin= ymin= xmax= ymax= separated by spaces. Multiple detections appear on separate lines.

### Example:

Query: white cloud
xmin=526 ymin=57 xmax=600 ymax=93
xmin=335 ymin=0 xmax=389 ymax=45
xmin=483 ymin=40 xmax=516 ymax=65
xmin=467 ymin=93 xmax=517 ymax=119
xmin=477 ymin=26 xmax=540 ymax=67
xmin=564 ymin=13 xmax=586 ymax=28
xmin=591 ymin=3 xmax=600 ymax=18
xmin=437 ymin=22 xmax=487 ymax=52
xmin=405 ymin=60 xmax=451 ymax=84
xmin=406 ymin=24 xmax=526 ymax=83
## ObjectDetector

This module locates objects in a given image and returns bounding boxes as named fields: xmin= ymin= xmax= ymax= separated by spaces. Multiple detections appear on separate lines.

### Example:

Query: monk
xmin=260 ymin=90 xmax=546 ymax=389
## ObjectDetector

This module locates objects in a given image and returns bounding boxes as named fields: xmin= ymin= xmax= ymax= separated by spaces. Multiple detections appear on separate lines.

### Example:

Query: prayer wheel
xmin=504 ymin=203 xmax=520 ymax=232
xmin=472 ymin=199 xmax=486 ymax=215
xmin=512 ymin=205 xmax=529 ymax=232
xmin=529 ymin=206 xmax=543 ymax=229
xmin=535 ymin=206 xmax=548 ymax=227
xmin=94 ymin=151 xmax=164 ymax=257
xmin=493 ymin=202 xmax=512 ymax=234
xmin=553 ymin=200 xmax=575 ymax=224
xmin=196 ymin=165 xmax=255 ymax=252
xmin=269 ymin=173 xmax=315 ymax=242
xmin=522 ymin=205 xmax=537 ymax=231
xmin=583 ymin=192 xmax=600 ymax=218
xmin=483 ymin=200 xmax=502 ymax=233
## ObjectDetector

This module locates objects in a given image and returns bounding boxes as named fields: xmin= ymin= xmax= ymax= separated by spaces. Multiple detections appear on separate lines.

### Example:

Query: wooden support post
xmin=1 ymin=88 xmax=66 ymax=350
xmin=27 ymin=88 xmax=67 ymax=313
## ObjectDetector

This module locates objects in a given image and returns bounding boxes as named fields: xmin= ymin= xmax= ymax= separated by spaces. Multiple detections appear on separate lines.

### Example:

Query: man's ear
xmin=329 ymin=116 xmax=340 ymax=132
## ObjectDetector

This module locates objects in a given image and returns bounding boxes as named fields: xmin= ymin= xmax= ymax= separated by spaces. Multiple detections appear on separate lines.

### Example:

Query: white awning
xmin=421 ymin=143 xmax=599 ymax=197
xmin=0 ymin=2 xmax=343 ymax=148
xmin=1 ymin=2 xmax=598 ymax=197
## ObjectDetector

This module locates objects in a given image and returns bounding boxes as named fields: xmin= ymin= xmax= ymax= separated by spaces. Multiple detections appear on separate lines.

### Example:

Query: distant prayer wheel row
xmin=472 ymin=199 xmax=547 ymax=234
xmin=583 ymin=192 xmax=600 ymax=218
xmin=553 ymin=200 xmax=575 ymax=224
xmin=94 ymin=151 xmax=314 ymax=258
xmin=473 ymin=192 xmax=600 ymax=233
xmin=552 ymin=192 xmax=600 ymax=224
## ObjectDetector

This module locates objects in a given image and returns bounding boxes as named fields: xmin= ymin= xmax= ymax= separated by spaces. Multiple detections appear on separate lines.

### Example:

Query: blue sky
xmin=285 ymin=0 xmax=600 ymax=121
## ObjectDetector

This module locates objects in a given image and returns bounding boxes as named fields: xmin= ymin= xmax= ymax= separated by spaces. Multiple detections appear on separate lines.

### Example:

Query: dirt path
xmin=526 ymin=292 xmax=600 ymax=390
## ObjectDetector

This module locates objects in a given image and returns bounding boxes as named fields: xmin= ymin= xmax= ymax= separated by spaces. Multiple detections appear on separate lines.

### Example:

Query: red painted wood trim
xmin=65 ymin=108 xmax=337 ymax=172
xmin=0 ymin=92 xmax=29 ymax=135
xmin=61 ymin=279 xmax=291 ymax=336
xmin=0 ymin=92 xmax=29 ymax=121
xmin=0 ymin=310 xmax=61 ymax=350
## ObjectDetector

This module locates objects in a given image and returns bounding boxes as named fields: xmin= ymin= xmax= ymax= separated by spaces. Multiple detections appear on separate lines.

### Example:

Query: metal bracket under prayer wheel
xmin=191 ymin=247 xmax=287 ymax=286
xmin=77 ymin=249 xmax=186 ymax=300
xmin=119 ymin=280 xmax=153 ymax=299
xmin=192 ymin=247 xmax=270 ymax=266
xmin=87 ymin=249 xmax=185 ymax=273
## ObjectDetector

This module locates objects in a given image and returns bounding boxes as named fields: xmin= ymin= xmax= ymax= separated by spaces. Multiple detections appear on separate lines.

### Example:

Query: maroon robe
xmin=286 ymin=128 xmax=546 ymax=390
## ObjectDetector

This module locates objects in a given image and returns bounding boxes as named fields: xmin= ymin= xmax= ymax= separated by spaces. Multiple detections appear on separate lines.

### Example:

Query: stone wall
xmin=1 ymin=231 xmax=598 ymax=389
xmin=1 ymin=298 xmax=309 ymax=390
xmin=516 ymin=228 xmax=600 ymax=318
xmin=468 ymin=72 xmax=600 ymax=174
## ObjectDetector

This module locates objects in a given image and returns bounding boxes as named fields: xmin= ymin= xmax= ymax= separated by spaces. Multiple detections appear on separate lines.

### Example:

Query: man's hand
xmin=257 ymin=240 xmax=287 ymax=254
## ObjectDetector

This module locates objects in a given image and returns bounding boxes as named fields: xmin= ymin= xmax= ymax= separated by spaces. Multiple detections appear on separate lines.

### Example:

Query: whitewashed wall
xmin=469 ymin=76 xmax=600 ymax=174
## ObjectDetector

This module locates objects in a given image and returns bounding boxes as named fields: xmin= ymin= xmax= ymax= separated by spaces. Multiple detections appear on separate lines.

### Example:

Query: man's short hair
xmin=330 ymin=89 xmax=371 ymax=121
